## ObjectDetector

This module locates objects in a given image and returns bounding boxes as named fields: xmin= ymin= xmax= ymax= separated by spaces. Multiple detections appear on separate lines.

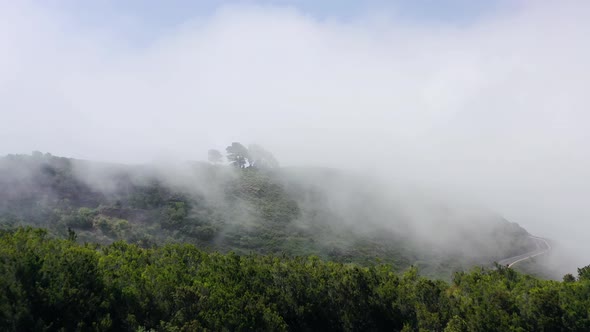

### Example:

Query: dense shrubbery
xmin=1 ymin=227 xmax=589 ymax=331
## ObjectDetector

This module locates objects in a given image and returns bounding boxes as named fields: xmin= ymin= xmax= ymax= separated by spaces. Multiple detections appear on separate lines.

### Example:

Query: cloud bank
xmin=1 ymin=1 xmax=590 ymax=272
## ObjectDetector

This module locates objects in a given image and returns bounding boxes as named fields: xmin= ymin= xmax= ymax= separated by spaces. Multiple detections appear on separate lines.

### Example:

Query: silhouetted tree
xmin=226 ymin=142 xmax=249 ymax=168
xmin=578 ymin=265 xmax=590 ymax=281
xmin=563 ymin=273 xmax=576 ymax=283
xmin=67 ymin=227 xmax=77 ymax=242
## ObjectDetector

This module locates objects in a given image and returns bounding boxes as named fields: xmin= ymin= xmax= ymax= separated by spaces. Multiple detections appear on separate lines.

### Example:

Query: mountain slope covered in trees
xmin=0 ymin=151 xmax=535 ymax=278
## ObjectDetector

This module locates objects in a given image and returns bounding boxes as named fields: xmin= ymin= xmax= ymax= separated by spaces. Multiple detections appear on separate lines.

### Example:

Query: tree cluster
xmin=208 ymin=142 xmax=279 ymax=169
xmin=1 ymin=227 xmax=590 ymax=331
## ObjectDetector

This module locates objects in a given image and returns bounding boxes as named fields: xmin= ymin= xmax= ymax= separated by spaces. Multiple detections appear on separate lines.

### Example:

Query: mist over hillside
xmin=1 ymin=1 xmax=589 ymax=277
xmin=2 ymin=1 xmax=590 ymax=329
xmin=0 ymin=151 xmax=537 ymax=279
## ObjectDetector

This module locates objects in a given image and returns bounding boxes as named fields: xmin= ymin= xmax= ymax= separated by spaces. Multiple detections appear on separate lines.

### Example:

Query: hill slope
xmin=0 ymin=153 xmax=535 ymax=278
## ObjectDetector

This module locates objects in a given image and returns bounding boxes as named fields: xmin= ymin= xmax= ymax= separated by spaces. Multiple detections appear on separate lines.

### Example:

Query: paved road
xmin=497 ymin=236 xmax=551 ymax=268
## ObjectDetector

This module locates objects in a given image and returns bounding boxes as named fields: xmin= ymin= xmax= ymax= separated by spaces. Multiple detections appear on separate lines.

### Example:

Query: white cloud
xmin=1 ymin=1 xmax=590 ymax=271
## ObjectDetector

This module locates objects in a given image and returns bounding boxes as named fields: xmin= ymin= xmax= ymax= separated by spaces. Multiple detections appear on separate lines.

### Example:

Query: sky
xmin=1 ymin=1 xmax=590 ymax=270
xmin=43 ymin=0 xmax=513 ymax=26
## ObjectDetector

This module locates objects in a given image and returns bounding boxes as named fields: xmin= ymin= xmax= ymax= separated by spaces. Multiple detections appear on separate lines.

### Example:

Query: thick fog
xmin=1 ymin=1 xmax=589 ymax=272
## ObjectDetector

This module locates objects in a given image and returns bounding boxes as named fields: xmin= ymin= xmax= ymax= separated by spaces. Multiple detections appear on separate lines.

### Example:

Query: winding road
xmin=497 ymin=236 xmax=552 ymax=268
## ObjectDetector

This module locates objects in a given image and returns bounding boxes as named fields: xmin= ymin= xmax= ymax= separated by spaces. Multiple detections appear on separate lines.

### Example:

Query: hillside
xmin=0 ymin=152 xmax=536 ymax=278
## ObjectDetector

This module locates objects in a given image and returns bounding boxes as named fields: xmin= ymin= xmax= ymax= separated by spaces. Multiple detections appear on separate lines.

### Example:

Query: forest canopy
xmin=0 ymin=227 xmax=589 ymax=331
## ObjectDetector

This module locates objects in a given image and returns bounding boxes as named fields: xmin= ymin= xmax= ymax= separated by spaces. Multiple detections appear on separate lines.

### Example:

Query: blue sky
xmin=45 ymin=0 xmax=514 ymax=29
xmin=37 ymin=0 xmax=518 ymax=49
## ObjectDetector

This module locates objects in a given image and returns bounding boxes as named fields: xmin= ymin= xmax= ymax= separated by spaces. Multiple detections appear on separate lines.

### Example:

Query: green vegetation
xmin=1 ymin=227 xmax=589 ymax=331
xmin=0 ymin=151 xmax=587 ymax=330
xmin=0 ymin=151 xmax=538 ymax=279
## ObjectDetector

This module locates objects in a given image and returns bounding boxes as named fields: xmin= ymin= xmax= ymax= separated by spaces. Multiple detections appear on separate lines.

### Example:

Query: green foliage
xmin=563 ymin=273 xmax=576 ymax=283
xmin=578 ymin=265 xmax=590 ymax=281
xmin=1 ymin=227 xmax=589 ymax=331
xmin=129 ymin=181 xmax=172 ymax=209
xmin=62 ymin=207 xmax=97 ymax=229
xmin=0 ymin=153 xmax=550 ymax=279
xmin=229 ymin=168 xmax=300 ymax=223
xmin=0 ymin=228 xmax=108 ymax=330
xmin=162 ymin=202 xmax=188 ymax=229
